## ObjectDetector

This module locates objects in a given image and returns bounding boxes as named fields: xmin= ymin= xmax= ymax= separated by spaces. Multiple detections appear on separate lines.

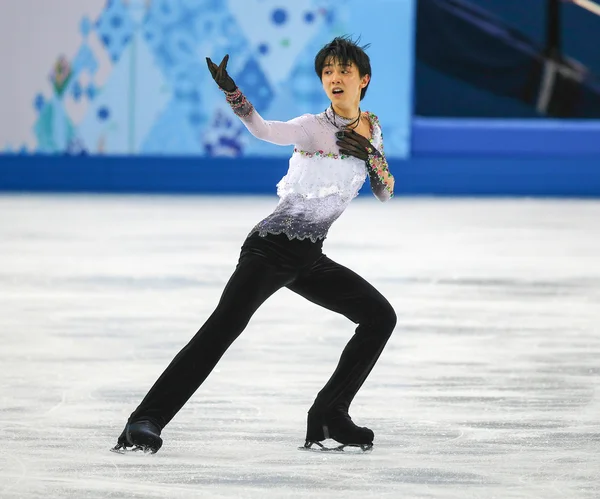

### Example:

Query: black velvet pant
xmin=128 ymin=232 xmax=397 ymax=429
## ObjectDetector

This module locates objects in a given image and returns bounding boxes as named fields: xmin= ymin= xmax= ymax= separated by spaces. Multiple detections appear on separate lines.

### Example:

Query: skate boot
xmin=111 ymin=419 xmax=163 ymax=454
xmin=301 ymin=408 xmax=374 ymax=452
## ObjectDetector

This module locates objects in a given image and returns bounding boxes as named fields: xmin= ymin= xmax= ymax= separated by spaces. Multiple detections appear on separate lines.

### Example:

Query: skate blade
xmin=299 ymin=441 xmax=373 ymax=453
xmin=110 ymin=444 xmax=156 ymax=455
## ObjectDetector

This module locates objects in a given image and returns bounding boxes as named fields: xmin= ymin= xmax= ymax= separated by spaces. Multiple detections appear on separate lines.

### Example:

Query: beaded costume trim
xmin=293 ymin=148 xmax=351 ymax=160
xmin=248 ymin=227 xmax=326 ymax=243
xmin=224 ymin=88 xmax=254 ymax=118
xmin=367 ymin=153 xmax=394 ymax=197
xmin=363 ymin=112 xmax=394 ymax=198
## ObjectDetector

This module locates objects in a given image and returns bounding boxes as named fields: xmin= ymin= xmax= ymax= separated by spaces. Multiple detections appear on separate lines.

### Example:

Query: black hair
xmin=314 ymin=35 xmax=372 ymax=100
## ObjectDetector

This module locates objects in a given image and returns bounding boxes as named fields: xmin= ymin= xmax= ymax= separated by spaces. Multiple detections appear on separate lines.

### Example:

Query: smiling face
xmin=321 ymin=57 xmax=370 ymax=113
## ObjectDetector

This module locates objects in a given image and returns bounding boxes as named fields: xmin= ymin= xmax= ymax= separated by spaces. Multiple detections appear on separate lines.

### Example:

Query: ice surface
xmin=0 ymin=195 xmax=599 ymax=498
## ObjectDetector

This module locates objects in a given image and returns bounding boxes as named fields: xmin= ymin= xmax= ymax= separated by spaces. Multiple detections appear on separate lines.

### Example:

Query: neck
xmin=331 ymin=102 xmax=360 ymax=120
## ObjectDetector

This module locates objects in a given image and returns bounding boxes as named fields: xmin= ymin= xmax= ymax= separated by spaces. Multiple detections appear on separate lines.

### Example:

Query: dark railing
xmin=547 ymin=0 xmax=600 ymax=61
xmin=546 ymin=0 xmax=562 ymax=61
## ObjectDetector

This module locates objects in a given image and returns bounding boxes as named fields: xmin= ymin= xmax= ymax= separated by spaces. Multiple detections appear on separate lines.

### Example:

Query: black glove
xmin=206 ymin=54 xmax=237 ymax=92
xmin=337 ymin=129 xmax=393 ymax=198
xmin=335 ymin=130 xmax=379 ymax=161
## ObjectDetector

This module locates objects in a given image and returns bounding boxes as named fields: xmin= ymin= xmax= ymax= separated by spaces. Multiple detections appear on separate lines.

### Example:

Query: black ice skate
xmin=111 ymin=419 xmax=163 ymax=454
xmin=301 ymin=409 xmax=374 ymax=452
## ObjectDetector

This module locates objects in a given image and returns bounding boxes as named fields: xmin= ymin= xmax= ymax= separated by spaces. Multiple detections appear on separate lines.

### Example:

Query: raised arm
xmin=206 ymin=55 xmax=311 ymax=147
xmin=223 ymin=88 xmax=311 ymax=146
xmin=336 ymin=127 xmax=395 ymax=202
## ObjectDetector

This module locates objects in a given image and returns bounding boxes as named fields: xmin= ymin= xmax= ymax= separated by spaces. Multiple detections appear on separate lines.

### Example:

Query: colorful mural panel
xmin=3 ymin=0 xmax=414 ymax=158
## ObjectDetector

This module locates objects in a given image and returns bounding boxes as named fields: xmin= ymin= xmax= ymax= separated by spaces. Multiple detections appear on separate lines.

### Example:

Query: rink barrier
xmin=412 ymin=118 xmax=600 ymax=156
xmin=1 ymin=119 xmax=600 ymax=196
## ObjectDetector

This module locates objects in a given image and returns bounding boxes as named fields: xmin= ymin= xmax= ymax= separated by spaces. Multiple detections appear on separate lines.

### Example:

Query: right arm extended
xmin=207 ymin=54 xmax=311 ymax=148
xmin=223 ymin=88 xmax=311 ymax=146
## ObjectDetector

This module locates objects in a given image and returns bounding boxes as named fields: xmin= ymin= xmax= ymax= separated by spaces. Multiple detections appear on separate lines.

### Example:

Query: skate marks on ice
xmin=0 ymin=196 xmax=599 ymax=498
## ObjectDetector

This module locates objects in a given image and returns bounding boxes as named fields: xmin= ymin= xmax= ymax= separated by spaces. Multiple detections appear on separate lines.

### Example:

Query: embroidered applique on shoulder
xmin=364 ymin=111 xmax=383 ymax=150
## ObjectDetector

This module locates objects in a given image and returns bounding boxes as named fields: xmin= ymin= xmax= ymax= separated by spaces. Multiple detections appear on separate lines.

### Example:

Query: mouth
xmin=332 ymin=88 xmax=344 ymax=96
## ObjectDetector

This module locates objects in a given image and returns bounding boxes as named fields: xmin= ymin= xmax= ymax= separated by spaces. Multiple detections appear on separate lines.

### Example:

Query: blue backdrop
xmin=1 ymin=0 xmax=414 ymax=158
xmin=2 ymin=0 xmax=600 ymax=196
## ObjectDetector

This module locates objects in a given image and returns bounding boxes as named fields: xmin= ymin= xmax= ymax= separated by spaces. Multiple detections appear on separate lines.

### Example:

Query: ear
xmin=360 ymin=74 xmax=371 ymax=89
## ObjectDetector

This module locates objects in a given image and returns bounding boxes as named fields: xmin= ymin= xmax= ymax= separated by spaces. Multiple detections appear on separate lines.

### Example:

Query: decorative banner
xmin=1 ymin=0 xmax=414 ymax=158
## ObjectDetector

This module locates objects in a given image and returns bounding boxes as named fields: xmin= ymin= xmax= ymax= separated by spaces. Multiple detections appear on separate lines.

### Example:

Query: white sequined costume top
xmin=225 ymin=89 xmax=392 ymax=242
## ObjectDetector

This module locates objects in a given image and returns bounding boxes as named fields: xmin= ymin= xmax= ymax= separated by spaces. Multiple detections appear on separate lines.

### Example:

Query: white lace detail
xmin=277 ymin=152 xmax=367 ymax=200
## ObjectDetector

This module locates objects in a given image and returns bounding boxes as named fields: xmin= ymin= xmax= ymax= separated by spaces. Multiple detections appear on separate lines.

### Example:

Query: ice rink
xmin=1 ymin=194 xmax=599 ymax=499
